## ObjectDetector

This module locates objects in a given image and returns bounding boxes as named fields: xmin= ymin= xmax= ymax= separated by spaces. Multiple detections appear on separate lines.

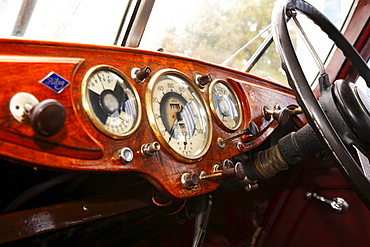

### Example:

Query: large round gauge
xmin=209 ymin=80 xmax=242 ymax=131
xmin=82 ymin=65 xmax=141 ymax=138
xmin=146 ymin=69 xmax=212 ymax=162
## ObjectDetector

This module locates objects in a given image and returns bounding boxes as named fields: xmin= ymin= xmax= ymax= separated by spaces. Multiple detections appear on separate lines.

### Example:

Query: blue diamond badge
xmin=40 ymin=72 xmax=70 ymax=93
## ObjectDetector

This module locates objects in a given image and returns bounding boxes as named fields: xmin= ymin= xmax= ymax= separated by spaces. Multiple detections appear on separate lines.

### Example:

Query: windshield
xmin=0 ymin=0 xmax=129 ymax=45
xmin=140 ymin=0 xmax=356 ymax=85
xmin=0 ymin=0 xmax=356 ymax=86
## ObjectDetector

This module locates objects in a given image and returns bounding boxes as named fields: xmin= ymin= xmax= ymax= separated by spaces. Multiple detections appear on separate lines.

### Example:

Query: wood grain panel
xmin=0 ymin=38 xmax=302 ymax=198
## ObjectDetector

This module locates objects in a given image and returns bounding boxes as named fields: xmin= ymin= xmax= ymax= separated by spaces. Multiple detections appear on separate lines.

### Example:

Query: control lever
xmin=304 ymin=191 xmax=349 ymax=214
xmin=218 ymin=121 xmax=259 ymax=148
xmin=200 ymin=162 xmax=246 ymax=181
xmin=192 ymin=194 xmax=213 ymax=247
xmin=263 ymin=105 xmax=291 ymax=126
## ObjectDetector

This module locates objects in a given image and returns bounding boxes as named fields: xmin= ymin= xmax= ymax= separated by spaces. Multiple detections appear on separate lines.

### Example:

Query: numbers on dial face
xmin=210 ymin=81 xmax=242 ymax=130
xmin=83 ymin=67 xmax=140 ymax=138
xmin=150 ymin=73 xmax=211 ymax=160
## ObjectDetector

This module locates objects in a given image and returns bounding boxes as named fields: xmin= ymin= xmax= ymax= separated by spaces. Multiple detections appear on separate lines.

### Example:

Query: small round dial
xmin=82 ymin=65 xmax=141 ymax=138
xmin=147 ymin=70 xmax=212 ymax=162
xmin=209 ymin=80 xmax=242 ymax=131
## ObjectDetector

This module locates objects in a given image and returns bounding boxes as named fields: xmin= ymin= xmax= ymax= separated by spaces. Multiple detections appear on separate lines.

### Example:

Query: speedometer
xmin=82 ymin=65 xmax=141 ymax=139
xmin=146 ymin=69 xmax=212 ymax=162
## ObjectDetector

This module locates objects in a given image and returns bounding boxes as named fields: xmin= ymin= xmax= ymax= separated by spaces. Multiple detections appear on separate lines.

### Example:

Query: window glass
xmin=293 ymin=0 xmax=357 ymax=85
xmin=140 ymin=0 xmax=356 ymax=86
xmin=0 ymin=0 xmax=129 ymax=45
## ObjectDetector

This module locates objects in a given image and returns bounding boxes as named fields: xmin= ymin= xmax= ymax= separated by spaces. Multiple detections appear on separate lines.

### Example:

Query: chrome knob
xmin=181 ymin=173 xmax=199 ymax=189
xmin=117 ymin=147 xmax=134 ymax=164
xmin=141 ymin=142 xmax=160 ymax=157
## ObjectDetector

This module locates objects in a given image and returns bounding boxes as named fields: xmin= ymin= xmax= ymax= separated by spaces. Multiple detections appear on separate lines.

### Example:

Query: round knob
xmin=181 ymin=173 xmax=199 ymax=189
xmin=245 ymin=121 xmax=259 ymax=137
xmin=197 ymin=73 xmax=212 ymax=87
xmin=30 ymin=99 xmax=66 ymax=137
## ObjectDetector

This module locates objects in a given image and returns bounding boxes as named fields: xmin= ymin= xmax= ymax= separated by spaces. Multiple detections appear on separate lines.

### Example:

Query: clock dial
xmin=209 ymin=80 xmax=242 ymax=131
xmin=82 ymin=65 xmax=141 ymax=138
xmin=147 ymin=70 xmax=212 ymax=162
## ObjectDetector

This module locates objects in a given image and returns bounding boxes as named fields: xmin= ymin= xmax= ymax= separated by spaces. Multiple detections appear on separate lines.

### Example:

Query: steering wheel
xmin=272 ymin=0 xmax=370 ymax=208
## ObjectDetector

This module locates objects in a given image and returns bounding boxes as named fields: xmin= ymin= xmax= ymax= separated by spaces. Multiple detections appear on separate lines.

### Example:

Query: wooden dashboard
xmin=0 ymin=38 xmax=300 ymax=198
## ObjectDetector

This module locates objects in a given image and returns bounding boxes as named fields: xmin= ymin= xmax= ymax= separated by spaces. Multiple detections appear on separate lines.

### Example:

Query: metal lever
xmin=200 ymin=162 xmax=246 ymax=181
xmin=218 ymin=121 xmax=259 ymax=148
xmin=304 ymin=191 xmax=349 ymax=214
xmin=192 ymin=194 xmax=212 ymax=247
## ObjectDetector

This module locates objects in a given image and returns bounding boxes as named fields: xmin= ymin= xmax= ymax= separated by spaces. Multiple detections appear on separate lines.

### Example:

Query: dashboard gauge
xmin=209 ymin=80 xmax=242 ymax=131
xmin=82 ymin=65 xmax=141 ymax=138
xmin=146 ymin=69 xmax=212 ymax=162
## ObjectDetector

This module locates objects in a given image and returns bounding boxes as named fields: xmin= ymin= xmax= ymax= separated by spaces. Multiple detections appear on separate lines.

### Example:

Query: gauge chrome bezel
xmin=81 ymin=65 xmax=142 ymax=139
xmin=146 ymin=69 xmax=212 ymax=163
xmin=209 ymin=79 xmax=243 ymax=131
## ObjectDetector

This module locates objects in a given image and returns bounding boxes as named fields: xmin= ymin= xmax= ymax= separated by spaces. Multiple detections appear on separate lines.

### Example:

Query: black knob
xmin=135 ymin=66 xmax=151 ymax=81
xmin=30 ymin=99 xmax=66 ymax=137
xmin=197 ymin=73 xmax=212 ymax=87
xmin=245 ymin=121 xmax=259 ymax=137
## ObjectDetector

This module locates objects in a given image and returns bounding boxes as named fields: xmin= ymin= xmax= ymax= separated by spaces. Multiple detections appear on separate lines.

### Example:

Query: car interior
xmin=0 ymin=0 xmax=369 ymax=246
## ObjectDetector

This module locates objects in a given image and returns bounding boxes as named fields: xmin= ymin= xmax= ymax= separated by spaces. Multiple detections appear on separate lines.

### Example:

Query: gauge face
xmin=82 ymin=65 xmax=141 ymax=138
xmin=147 ymin=70 xmax=212 ymax=162
xmin=209 ymin=80 xmax=242 ymax=131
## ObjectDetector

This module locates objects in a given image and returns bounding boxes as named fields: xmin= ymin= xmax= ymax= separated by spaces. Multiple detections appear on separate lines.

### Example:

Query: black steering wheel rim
xmin=272 ymin=0 xmax=370 ymax=208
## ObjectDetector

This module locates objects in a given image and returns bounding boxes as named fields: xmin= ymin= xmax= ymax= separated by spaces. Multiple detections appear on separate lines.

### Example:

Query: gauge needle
xmin=168 ymin=106 xmax=184 ymax=142
xmin=184 ymin=134 xmax=188 ymax=150
xmin=168 ymin=119 xmax=178 ymax=142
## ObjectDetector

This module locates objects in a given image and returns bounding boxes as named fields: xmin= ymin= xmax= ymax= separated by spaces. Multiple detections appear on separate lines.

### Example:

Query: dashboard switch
xmin=263 ymin=105 xmax=291 ymax=126
xmin=132 ymin=66 xmax=151 ymax=82
xmin=117 ymin=147 xmax=134 ymax=164
xmin=181 ymin=173 xmax=199 ymax=189
xmin=200 ymin=162 xmax=246 ymax=181
xmin=141 ymin=142 xmax=160 ymax=157
xmin=196 ymin=73 xmax=212 ymax=88
xmin=218 ymin=121 xmax=259 ymax=148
